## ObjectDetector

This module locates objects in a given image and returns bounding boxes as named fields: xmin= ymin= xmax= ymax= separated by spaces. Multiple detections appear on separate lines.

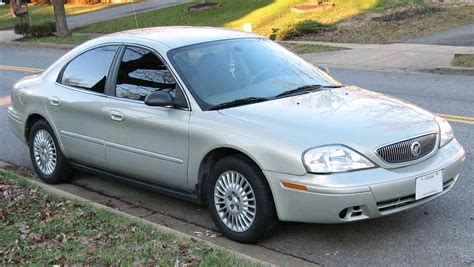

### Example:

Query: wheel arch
xmin=196 ymin=146 xmax=274 ymax=205
xmin=25 ymin=113 xmax=48 ymax=142
xmin=24 ymin=113 xmax=67 ymax=157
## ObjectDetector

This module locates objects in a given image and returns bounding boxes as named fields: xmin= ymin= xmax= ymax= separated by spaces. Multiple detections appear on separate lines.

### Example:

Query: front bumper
xmin=265 ymin=138 xmax=465 ymax=223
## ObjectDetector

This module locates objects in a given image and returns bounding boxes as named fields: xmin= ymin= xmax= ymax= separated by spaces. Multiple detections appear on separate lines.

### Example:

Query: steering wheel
xmin=247 ymin=70 xmax=276 ymax=87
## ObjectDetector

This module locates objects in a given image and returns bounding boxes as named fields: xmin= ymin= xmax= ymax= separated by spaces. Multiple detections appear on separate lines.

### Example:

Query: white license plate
xmin=415 ymin=171 xmax=443 ymax=200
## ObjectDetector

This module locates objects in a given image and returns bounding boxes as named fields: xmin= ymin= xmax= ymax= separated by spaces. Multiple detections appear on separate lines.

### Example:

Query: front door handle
xmin=110 ymin=110 xmax=124 ymax=122
xmin=48 ymin=96 xmax=60 ymax=107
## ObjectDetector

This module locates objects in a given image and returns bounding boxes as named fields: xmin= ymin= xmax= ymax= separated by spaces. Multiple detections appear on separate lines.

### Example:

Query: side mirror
xmin=319 ymin=65 xmax=330 ymax=75
xmin=145 ymin=91 xmax=173 ymax=107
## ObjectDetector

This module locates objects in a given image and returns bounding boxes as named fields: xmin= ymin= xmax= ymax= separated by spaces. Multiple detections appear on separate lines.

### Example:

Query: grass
xmin=26 ymin=32 xmax=99 ymax=45
xmin=282 ymin=42 xmax=347 ymax=53
xmin=451 ymin=54 xmax=474 ymax=68
xmin=28 ymin=0 xmax=384 ymax=45
xmin=22 ymin=0 xmax=474 ymax=45
xmin=78 ymin=0 xmax=385 ymax=37
xmin=297 ymin=5 xmax=474 ymax=44
xmin=0 ymin=3 xmax=129 ymax=30
xmin=0 ymin=168 xmax=256 ymax=266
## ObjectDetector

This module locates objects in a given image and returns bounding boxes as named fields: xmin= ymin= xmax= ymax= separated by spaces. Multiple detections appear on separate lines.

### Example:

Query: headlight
xmin=303 ymin=145 xmax=376 ymax=174
xmin=436 ymin=116 xmax=454 ymax=147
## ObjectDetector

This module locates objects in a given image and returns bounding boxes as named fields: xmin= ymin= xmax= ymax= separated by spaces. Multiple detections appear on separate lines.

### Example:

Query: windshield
xmin=168 ymin=38 xmax=339 ymax=110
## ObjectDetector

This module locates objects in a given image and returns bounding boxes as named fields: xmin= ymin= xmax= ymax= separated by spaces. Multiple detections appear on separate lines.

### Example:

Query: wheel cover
xmin=214 ymin=171 xmax=256 ymax=232
xmin=33 ymin=129 xmax=57 ymax=175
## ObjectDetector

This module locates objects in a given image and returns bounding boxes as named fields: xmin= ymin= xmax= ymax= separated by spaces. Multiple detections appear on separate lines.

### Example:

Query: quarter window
xmin=115 ymin=47 xmax=177 ymax=101
xmin=60 ymin=45 xmax=119 ymax=93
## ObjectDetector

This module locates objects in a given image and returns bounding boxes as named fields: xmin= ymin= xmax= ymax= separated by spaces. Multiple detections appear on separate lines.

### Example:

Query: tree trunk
xmin=52 ymin=0 xmax=71 ymax=37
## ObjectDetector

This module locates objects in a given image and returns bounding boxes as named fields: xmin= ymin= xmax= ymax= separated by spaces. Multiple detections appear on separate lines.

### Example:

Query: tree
xmin=52 ymin=0 xmax=70 ymax=37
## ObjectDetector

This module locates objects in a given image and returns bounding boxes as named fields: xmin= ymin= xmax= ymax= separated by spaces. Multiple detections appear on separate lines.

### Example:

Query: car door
xmin=47 ymin=45 xmax=120 ymax=167
xmin=103 ymin=45 xmax=191 ymax=190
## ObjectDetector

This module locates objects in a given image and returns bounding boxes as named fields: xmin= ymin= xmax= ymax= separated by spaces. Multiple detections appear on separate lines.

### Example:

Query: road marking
xmin=0 ymin=65 xmax=44 ymax=73
xmin=436 ymin=113 xmax=474 ymax=125
xmin=440 ymin=117 xmax=474 ymax=125
xmin=437 ymin=113 xmax=474 ymax=121
xmin=0 ymin=64 xmax=473 ymax=125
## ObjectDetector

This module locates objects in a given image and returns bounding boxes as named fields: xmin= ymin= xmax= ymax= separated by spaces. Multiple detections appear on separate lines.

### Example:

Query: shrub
xmin=269 ymin=28 xmax=279 ymax=41
xmin=275 ymin=20 xmax=334 ymax=40
xmin=13 ymin=21 xmax=56 ymax=38
xmin=28 ymin=21 xmax=56 ymax=37
xmin=14 ymin=22 xmax=29 ymax=37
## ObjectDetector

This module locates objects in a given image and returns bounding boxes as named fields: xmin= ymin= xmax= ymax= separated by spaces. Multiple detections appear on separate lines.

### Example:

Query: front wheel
xmin=29 ymin=119 xmax=74 ymax=184
xmin=206 ymin=155 xmax=278 ymax=243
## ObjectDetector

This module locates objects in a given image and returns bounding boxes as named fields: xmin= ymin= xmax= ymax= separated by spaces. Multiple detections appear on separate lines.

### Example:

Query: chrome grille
xmin=376 ymin=134 xmax=437 ymax=164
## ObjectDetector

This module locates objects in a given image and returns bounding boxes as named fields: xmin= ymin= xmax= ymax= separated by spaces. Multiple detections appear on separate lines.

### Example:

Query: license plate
xmin=415 ymin=171 xmax=443 ymax=200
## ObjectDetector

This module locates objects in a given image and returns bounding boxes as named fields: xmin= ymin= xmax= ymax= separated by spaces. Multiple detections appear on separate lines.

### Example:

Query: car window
xmin=169 ymin=38 xmax=338 ymax=109
xmin=115 ymin=46 xmax=177 ymax=101
xmin=60 ymin=45 xmax=119 ymax=93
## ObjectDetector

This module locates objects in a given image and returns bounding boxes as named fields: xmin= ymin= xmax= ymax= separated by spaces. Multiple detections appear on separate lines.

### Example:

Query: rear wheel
xmin=206 ymin=155 xmax=277 ymax=243
xmin=29 ymin=119 xmax=73 ymax=184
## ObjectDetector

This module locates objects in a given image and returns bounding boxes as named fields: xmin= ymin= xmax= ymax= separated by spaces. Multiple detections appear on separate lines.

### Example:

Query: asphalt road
xmin=1 ymin=44 xmax=473 ymax=266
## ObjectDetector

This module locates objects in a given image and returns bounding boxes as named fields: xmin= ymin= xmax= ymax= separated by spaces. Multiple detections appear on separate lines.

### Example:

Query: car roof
xmin=107 ymin=26 xmax=263 ymax=48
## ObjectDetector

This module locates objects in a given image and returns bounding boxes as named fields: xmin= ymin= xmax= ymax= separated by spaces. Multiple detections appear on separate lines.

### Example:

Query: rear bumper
xmin=265 ymin=138 xmax=465 ymax=223
xmin=7 ymin=106 xmax=26 ymax=144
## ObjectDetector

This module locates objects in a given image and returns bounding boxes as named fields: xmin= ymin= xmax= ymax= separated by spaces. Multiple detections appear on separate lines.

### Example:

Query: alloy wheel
xmin=33 ymin=129 xmax=57 ymax=175
xmin=214 ymin=170 xmax=256 ymax=232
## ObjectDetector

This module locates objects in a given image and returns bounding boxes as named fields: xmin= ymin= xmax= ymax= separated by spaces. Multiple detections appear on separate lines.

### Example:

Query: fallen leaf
xmin=178 ymin=240 xmax=189 ymax=252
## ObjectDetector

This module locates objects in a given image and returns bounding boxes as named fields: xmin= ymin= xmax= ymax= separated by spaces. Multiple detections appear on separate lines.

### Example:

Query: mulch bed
xmin=185 ymin=2 xmax=221 ymax=12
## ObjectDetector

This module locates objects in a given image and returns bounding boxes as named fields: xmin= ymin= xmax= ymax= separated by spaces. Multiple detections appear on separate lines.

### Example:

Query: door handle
xmin=48 ymin=96 xmax=60 ymax=107
xmin=110 ymin=110 xmax=124 ymax=122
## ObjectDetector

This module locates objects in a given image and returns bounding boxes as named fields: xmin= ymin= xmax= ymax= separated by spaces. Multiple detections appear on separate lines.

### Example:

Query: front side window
xmin=169 ymin=38 xmax=339 ymax=110
xmin=115 ymin=46 xmax=177 ymax=101
xmin=60 ymin=45 xmax=119 ymax=93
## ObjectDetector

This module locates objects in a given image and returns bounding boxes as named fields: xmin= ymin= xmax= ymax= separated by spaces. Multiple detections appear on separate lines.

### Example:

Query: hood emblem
xmin=410 ymin=141 xmax=421 ymax=157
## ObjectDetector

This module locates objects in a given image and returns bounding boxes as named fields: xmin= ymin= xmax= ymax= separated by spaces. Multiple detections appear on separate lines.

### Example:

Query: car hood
xmin=218 ymin=86 xmax=439 ymax=158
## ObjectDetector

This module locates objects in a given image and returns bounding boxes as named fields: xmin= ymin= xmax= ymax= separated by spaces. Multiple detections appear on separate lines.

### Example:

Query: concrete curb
xmin=422 ymin=67 xmax=474 ymax=76
xmin=0 ymin=164 xmax=273 ymax=267
xmin=0 ymin=161 xmax=12 ymax=168
xmin=0 ymin=41 xmax=76 ymax=50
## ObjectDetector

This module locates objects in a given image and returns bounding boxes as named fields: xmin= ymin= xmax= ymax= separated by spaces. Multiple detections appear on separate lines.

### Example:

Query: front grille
xmin=376 ymin=134 xmax=437 ymax=164
xmin=377 ymin=178 xmax=455 ymax=213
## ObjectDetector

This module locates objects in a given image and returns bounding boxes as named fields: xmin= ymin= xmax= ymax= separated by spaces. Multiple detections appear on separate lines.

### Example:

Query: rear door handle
xmin=110 ymin=110 xmax=124 ymax=122
xmin=49 ymin=96 xmax=60 ymax=107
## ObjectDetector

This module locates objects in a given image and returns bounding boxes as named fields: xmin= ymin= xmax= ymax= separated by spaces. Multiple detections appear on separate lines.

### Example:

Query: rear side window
xmin=115 ymin=46 xmax=177 ymax=101
xmin=60 ymin=45 xmax=119 ymax=93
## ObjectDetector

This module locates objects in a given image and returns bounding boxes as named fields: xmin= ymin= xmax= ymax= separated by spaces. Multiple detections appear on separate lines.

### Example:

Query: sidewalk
xmin=0 ymin=29 xmax=22 ymax=42
xmin=297 ymin=41 xmax=474 ymax=73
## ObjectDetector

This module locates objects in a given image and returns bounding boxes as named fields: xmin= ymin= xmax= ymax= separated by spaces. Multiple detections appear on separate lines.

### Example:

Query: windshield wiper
xmin=208 ymin=97 xmax=269 ymax=110
xmin=275 ymin=84 xmax=344 ymax=98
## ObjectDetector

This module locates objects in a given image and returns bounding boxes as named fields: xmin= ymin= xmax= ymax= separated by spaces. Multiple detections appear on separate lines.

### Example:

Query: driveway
xmin=67 ymin=0 xmax=190 ymax=29
xmin=405 ymin=24 xmax=474 ymax=47
xmin=1 ymin=44 xmax=473 ymax=265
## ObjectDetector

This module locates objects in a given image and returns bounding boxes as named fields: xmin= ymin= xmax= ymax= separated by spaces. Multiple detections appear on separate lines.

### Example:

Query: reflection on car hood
xmin=218 ymin=86 xmax=439 ymax=152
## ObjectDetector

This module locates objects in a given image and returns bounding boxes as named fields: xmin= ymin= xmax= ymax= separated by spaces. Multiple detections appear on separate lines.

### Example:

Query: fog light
xmin=339 ymin=206 xmax=367 ymax=220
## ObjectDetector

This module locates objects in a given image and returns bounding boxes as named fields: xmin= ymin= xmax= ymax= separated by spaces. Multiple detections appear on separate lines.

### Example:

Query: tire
xmin=28 ymin=119 xmax=74 ymax=184
xmin=206 ymin=155 xmax=278 ymax=243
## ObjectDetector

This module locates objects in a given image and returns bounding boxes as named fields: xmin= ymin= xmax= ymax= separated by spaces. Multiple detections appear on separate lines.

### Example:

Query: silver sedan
xmin=8 ymin=27 xmax=465 ymax=243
